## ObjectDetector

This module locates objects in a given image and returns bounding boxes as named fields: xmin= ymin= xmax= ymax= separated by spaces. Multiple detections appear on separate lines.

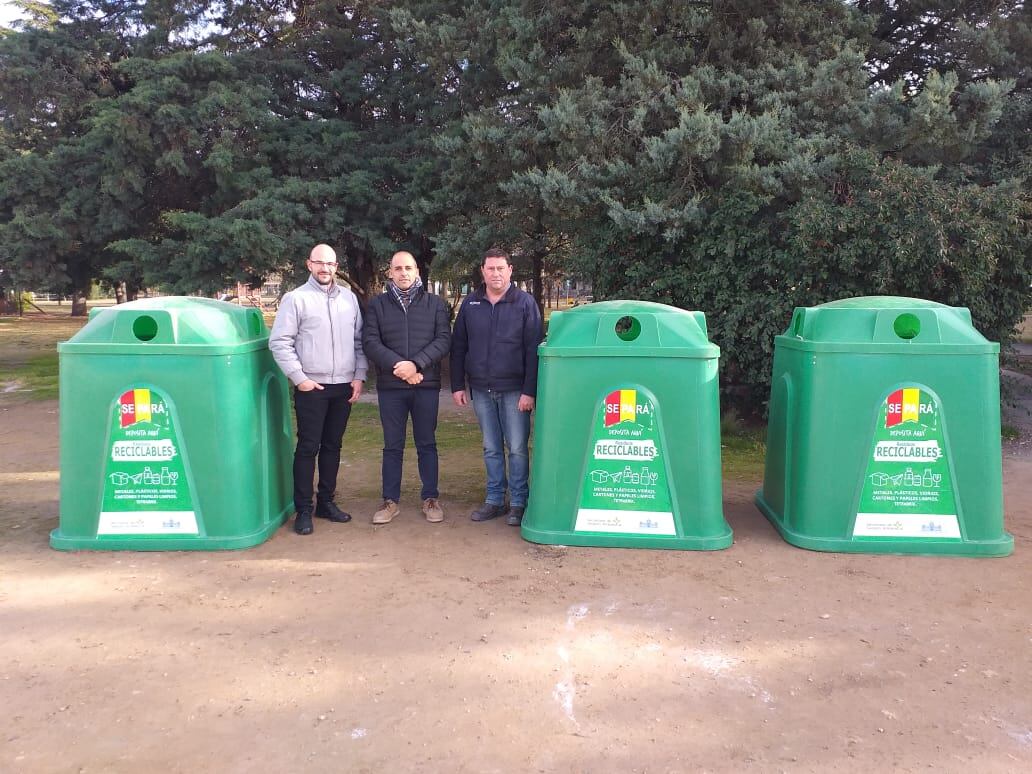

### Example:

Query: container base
xmin=520 ymin=524 xmax=733 ymax=551
xmin=754 ymin=491 xmax=1013 ymax=557
xmin=50 ymin=509 xmax=289 ymax=551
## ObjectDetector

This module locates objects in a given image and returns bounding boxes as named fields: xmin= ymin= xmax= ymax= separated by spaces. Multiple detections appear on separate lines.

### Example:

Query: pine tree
xmin=402 ymin=0 xmax=1029 ymax=407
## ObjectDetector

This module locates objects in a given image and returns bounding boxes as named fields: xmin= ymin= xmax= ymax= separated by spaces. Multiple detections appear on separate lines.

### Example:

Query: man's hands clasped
xmin=393 ymin=360 xmax=423 ymax=385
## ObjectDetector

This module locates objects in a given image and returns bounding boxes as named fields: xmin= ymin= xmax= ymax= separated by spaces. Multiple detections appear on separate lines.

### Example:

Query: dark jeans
xmin=293 ymin=382 xmax=353 ymax=512
xmin=377 ymin=388 xmax=440 ymax=502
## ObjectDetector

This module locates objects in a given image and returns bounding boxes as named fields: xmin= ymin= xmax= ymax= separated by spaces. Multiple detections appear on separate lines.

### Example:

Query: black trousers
xmin=292 ymin=382 xmax=353 ymax=512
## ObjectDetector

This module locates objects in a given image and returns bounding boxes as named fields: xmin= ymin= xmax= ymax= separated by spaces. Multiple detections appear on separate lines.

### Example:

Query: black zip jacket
xmin=450 ymin=283 xmax=543 ymax=396
xmin=363 ymin=286 xmax=451 ymax=390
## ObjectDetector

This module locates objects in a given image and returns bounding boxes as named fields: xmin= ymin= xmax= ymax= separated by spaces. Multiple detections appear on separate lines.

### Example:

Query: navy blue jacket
xmin=363 ymin=286 xmax=451 ymax=390
xmin=450 ymin=283 xmax=543 ymax=396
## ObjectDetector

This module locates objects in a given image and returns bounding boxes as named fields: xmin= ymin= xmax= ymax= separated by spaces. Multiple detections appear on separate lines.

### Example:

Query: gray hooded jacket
xmin=269 ymin=276 xmax=368 ymax=386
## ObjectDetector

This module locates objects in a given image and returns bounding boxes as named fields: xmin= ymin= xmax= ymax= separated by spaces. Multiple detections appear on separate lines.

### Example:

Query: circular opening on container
xmin=249 ymin=311 xmax=263 ymax=336
xmin=132 ymin=315 xmax=158 ymax=342
xmin=615 ymin=315 xmax=641 ymax=342
xmin=893 ymin=313 xmax=921 ymax=340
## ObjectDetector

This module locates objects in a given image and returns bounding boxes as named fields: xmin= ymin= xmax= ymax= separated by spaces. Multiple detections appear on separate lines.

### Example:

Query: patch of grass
xmin=719 ymin=409 xmax=767 ymax=479
xmin=3 ymin=351 xmax=59 ymax=399
xmin=0 ymin=316 xmax=85 ymax=401
xmin=0 ymin=315 xmax=86 ymax=356
xmin=338 ymin=403 xmax=386 ymax=447
xmin=721 ymin=430 xmax=767 ymax=480
xmin=1002 ymin=424 xmax=1020 ymax=441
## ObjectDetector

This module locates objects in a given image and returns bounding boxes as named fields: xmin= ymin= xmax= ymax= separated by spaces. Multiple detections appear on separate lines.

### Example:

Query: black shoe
xmin=315 ymin=500 xmax=352 ymax=523
xmin=294 ymin=510 xmax=314 ymax=535
xmin=505 ymin=506 xmax=525 ymax=526
xmin=470 ymin=502 xmax=506 ymax=522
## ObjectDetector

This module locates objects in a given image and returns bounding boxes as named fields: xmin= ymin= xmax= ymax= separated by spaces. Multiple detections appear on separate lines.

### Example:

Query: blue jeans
xmin=470 ymin=389 xmax=530 ymax=507
xmin=377 ymin=388 xmax=440 ymax=502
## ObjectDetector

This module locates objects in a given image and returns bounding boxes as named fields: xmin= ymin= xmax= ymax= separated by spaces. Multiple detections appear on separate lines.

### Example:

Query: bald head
xmin=310 ymin=244 xmax=336 ymax=263
xmin=390 ymin=251 xmax=419 ymax=291
xmin=307 ymin=243 xmax=338 ymax=286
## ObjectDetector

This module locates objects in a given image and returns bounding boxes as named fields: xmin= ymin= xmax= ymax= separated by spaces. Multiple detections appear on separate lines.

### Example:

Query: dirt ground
xmin=2 ymin=321 xmax=1032 ymax=772
xmin=3 ymin=404 xmax=1031 ymax=773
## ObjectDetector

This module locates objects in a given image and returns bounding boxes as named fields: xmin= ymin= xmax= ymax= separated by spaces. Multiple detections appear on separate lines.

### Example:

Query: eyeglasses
xmin=309 ymin=260 xmax=337 ymax=268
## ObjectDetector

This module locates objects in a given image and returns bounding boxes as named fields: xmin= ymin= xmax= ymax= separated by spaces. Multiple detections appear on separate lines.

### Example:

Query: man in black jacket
xmin=450 ymin=247 xmax=544 ymax=526
xmin=363 ymin=251 xmax=451 ymax=524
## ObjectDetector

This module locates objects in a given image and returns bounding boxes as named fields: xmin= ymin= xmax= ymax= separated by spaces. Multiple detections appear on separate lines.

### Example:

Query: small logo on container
xmin=604 ymin=389 xmax=637 ymax=427
xmin=119 ymin=389 xmax=153 ymax=427
xmin=885 ymin=388 xmax=934 ymax=428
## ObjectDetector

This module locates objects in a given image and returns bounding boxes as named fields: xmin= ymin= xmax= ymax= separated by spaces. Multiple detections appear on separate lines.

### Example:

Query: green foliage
xmin=412 ymin=0 xmax=1030 ymax=409
xmin=1 ymin=1 xmax=1029 ymax=412
xmin=1 ymin=1 xmax=450 ymax=304
xmin=787 ymin=148 xmax=1031 ymax=343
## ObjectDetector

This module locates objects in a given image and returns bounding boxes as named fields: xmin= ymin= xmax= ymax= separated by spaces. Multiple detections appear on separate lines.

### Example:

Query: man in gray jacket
xmin=270 ymin=243 xmax=368 ymax=535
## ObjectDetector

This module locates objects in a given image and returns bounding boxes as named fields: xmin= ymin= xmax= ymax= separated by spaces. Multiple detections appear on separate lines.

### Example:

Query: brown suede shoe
xmin=422 ymin=498 xmax=445 ymax=523
xmin=372 ymin=499 xmax=399 ymax=525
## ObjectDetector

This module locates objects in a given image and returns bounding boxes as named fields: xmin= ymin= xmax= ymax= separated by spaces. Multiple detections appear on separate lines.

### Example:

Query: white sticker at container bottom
xmin=98 ymin=510 xmax=198 ymax=535
xmin=574 ymin=509 xmax=675 ymax=535
xmin=853 ymin=512 xmax=960 ymax=539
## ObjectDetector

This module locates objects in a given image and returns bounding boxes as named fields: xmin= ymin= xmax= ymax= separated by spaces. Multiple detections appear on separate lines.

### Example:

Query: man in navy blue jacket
xmin=364 ymin=251 xmax=451 ymax=525
xmin=450 ymin=247 xmax=544 ymax=526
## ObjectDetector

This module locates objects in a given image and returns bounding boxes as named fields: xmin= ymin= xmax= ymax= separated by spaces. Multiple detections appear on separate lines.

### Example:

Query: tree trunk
xmin=529 ymin=210 xmax=546 ymax=317
xmin=414 ymin=234 xmax=435 ymax=288
xmin=342 ymin=230 xmax=377 ymax=305
xmin=531 ymin=249 xmax=544 ymax=318
xmin=69 ymin=269 xmax=91 ymax=317
xmin=115 ymin=283 xmax=126 ymax=304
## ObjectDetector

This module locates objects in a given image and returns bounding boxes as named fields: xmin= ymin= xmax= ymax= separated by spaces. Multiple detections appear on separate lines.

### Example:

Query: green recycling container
xmin=51 ymin=297 xmax=294 ymax=550
xmin=522 ymin=300 xmax=731 ymax=550
xmin=755 ymin=296 xmax=1012 ymax=556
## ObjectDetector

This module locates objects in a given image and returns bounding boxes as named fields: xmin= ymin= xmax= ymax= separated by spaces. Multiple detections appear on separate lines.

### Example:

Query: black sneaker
xmin=315 ymin=500 xmax=352 ymax=523
xmin=470 ymin=502 xmax=506 ymax=522
xmin=505 ymin=506 xmax=525 ymax=526
xmin=294 ymin=510 xmax=314 ymax=535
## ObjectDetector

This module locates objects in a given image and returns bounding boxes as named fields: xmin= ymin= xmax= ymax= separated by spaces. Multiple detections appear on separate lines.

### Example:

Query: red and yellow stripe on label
xmin=886 ymin=388 xmax=920 ymax=427
xmin=604 ymin=389 xmax=638 ymax=427
xmin=120 ymin=388 xmax=152 ymax=427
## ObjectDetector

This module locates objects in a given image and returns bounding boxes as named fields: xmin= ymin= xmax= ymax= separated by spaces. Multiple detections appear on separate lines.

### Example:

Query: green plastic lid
xmin=542 ymin=300 xmax=718 ymax=358
xmin=59 ymin=298 xmax=269 ymax=354
xmin=779 ymin=296 xmax=997 ymax=353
